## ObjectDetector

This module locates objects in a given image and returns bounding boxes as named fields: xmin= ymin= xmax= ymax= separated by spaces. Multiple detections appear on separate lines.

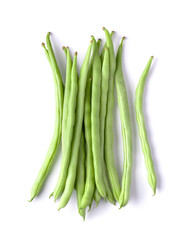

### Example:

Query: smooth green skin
xmin=103 ymin=28 xmax=121 ymax=201
xmin=62 ymin=47 xmax=72 ymax=148
xmin=135 ymin=56 xmax=157 ymax=195
xmin=80 ymin=78 xmax=95 ymax=209
xmin=94 ymin=188 xmax=101 ymax=207
xmin=58 ymin=42 xmax=92 ymax=210
xmin=88 ymin=197 xmax=93 ymax=212
xmin=76 ymin=132 xmax=86 ymax=220
xmin=29 ymin=35 xmax=63 ymax=202
xmin=115 ymin=38 xmax=133 ymax=207
xmin=91 ymin=36 xmax=106 ymax=199
xmin=100 ymin=47 xmax=115 ymax=204
xmin=101 ymin=31 xmax=114 ymax=61
xmin=52 ymin=53 xmax=78 ymax=201
xmin=97 ymin=39 xmax=101 ymax=51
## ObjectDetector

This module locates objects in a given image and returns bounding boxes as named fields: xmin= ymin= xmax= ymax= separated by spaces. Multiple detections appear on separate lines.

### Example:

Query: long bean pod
xmin=80 ymin=78 xmax=95 ymax=209
xmin=115 ymin=38 xmax=132 ymax=207
xmin=52 ymin=52 xmax=78 ymax=200
xmin=103 ymin=27 xmax=121 ymax=201
xmin=91 ymin=36 xmax=106 ymax=199
xmin=100 ymin=47 xmax=115 ymax=204
xmin=58 ymin=41 xmax=92 ymax=210
xmin=29 ymin=34 xmax=64 ymax=201
xmin=135 ymin=56 xmax=157 ymax=195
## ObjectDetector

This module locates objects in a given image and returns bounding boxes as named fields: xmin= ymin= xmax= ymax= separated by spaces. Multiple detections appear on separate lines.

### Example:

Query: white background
xmin=0 ymin=0 xmax=193 ymax=239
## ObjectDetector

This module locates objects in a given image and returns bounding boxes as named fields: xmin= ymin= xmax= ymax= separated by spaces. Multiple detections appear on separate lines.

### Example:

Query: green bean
xmin=80 ymin=78 xmax=95 ymax=209
xmin=94 ymin=187 xmax=101 ymax=207
xmin=29 ymin=33 xmax=64 ymax=201
xmin=91 ymin=36 xmax=106 ymax=199
xmin=100 ymin=47 xmax=115 ymax=204
xmin=103 ymin=27 xmax=121 ymax=201
xmin=115 ymin=37 xmax=132 ymax=207
xmin=101 ymin=31 xmax=114 ymax=61
xmin=62 ymin=47 xmax=72 ymax=145
xmin=97 ymin=38 xmax=101 ymax=51
xmin=52 ymin=52 xmax=78 ymax=201
xmin=62 ymin=46 xmax=67 ymax=57
xmin=135 ymin=56 xmax=157 ymax=195
xmin=76 ymin=132 xmax=86 ymax=220
xmin=88 ymin=197 xmax=93 ymax=212
xmin=58 ymin=41 xmax=92 ymax=210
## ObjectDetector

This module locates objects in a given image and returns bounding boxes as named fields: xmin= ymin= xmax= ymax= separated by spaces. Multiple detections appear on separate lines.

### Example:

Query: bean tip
xmin=49 ymin=192 xmax=54 ymax=199
xmin=74 ymin=51 xmax=78 ymax=56
xmin=62 ymin=46 xmax=66 ymax=50
xmin=28 ymin=196 xmax=34 ymax=202
xmin=102 ymin=27 xmax=106 ymax=31
xmin=151 ymin=56 xmax=154 ymax=59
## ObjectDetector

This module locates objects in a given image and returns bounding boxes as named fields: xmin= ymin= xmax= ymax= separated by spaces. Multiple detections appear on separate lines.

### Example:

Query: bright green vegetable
xmin=91 ymin=36 xmax=106 ymax=199
xmin=135 ymin=56 xmax=157 ymax=195
xmin=58 ymin=41 xmax=92 ymax=210
xmin=101 ymin=30 xmax=114 ymax=61
xmin=115 ymin=37 xmax=132 ymax=207
xmin=62 ymin=47 xmax=72 ymax=142
xmin=97 ymin=38 xmax=101 ymax=50
xmin=103 ymin=27 xmax=121 ymax=201
xmin=80 ymin=77 xmax=95 ymax=210
xmin=94 ymin=188 xmax=101 ymax=207
xmin=76 ymin=132 xmax=86 ymax=220
xmin=52 ymin=52 xmax=78 ymax=201
xmin=29 ymin=34 xmax=64 ymax=202
xmin=100 ymin=47 xmax=115 ymax=204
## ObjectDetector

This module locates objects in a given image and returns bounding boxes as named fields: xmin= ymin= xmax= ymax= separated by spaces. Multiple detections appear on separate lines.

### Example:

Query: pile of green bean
xmin=29 ymin=28 xmax=157 ymax=219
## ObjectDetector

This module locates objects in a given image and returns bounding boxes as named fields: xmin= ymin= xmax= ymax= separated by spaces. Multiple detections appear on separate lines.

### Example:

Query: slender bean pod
xmin=29 ymin=35 xmax=63 ymax=201
xmin=115 ymin=38 xmax=132 ymax=207
xmin=91 ymin=36 xmax=106 ymax=198
xmin=135 ymin=56 xmax=157 ymax=195
xmin=76 ymin=132 xmax=86 ymax=220
xmin=58 ymin=41 xmax=92 ymax=210
xmin=52 ymin=52 xmax=78 ymax=200
xmin=80 ymin=78 xmax=95 ymax=209
xmin=100 ymin=47 xmax=115 ymax=204
xmin=103 ymin=27 xmax=121 ymax=201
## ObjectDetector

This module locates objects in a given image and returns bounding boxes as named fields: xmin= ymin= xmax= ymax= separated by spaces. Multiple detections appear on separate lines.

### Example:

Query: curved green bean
xmin=58 ymin=41 xmax=92 ymax=210
xmin=29 ymin=33 xmax=63 ymax=201
xmin=76 ymin=132 xmax=86 ymax=220
xmin=80 ymin=78 xmax=95 ymax=209
xmin=91 ymin=36 xmax=106 ymax=199
xmin=135 ymin=56 xmax=157 ymax=195
xmin=52 ymin=52 xmax=78 ymax=201
xmin=115 ymin=37 xmax=132 ymax=207
xmin=103 ymin=27 xmax=121 ymax=201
